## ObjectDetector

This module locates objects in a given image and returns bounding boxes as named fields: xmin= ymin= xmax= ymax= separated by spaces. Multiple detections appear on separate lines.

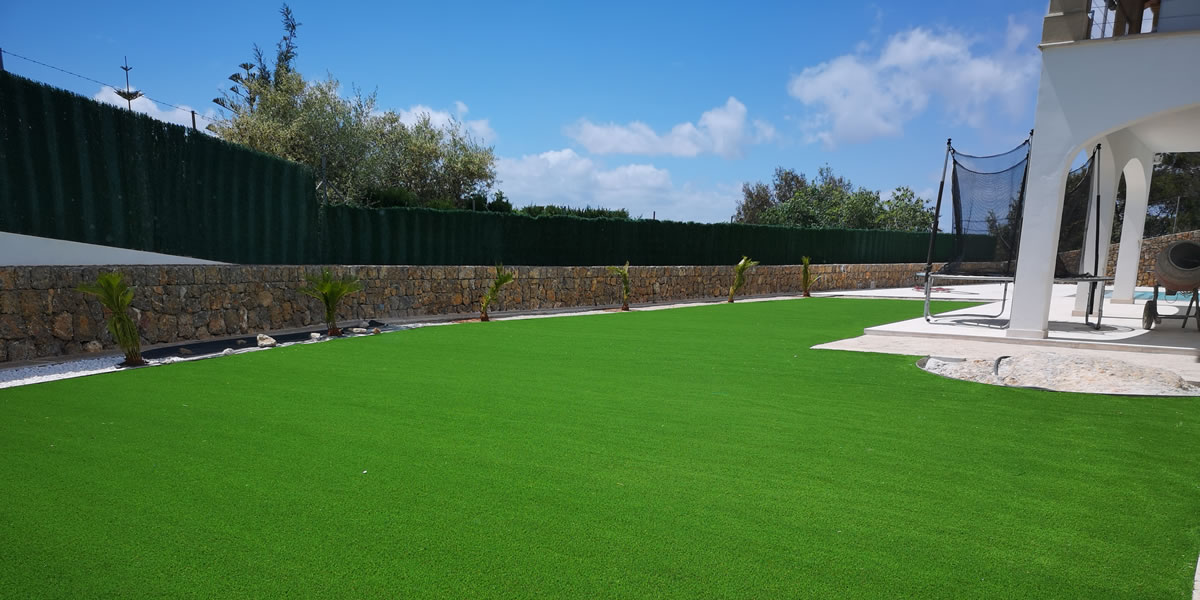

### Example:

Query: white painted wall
xmin=1008 ymin=29 xmax=1200 ymax=338
xmin=1159 ymin=0 xmax=1200 ymax=33
xmin=0 ymin=232 xmax=224 ymax=266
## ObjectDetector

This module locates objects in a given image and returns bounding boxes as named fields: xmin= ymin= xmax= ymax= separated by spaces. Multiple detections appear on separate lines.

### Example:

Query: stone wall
xmin=0 ymin=261 xmax=943 ymax=363
xmin=1058 ymin=229 xmax=1200 ymax=286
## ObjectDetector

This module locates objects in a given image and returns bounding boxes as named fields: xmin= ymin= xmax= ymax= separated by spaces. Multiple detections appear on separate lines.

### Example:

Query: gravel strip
xmin=923 ymin=351 xmax=1200 ymax=396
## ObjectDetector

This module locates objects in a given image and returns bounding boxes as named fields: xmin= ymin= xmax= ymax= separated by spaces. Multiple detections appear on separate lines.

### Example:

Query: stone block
xmin=51 ymin=313 xmax=73 ymax=340
xmin=8 ymin=340 xmax=34 ymax=362
xmin=0 ymin=292 xmax=16 ymax=314
xmin=0 ymin=314 xmax=24 ymax=339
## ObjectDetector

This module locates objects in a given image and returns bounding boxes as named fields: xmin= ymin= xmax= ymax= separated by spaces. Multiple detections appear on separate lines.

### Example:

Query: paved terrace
xmin=815 ymin=283 xmax=1200 ymax=384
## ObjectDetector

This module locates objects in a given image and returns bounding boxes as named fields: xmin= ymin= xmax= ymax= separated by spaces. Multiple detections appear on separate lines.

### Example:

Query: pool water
xmin=1105 ymin=290 xmax=1195 ymax=301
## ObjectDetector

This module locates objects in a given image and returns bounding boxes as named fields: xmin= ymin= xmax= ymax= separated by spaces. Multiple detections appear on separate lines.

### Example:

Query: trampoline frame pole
xmin=1093 ymin=144 xmax=1102 ymax=278
xmin=1009 ymin=129 xmax=1034 ymax=271
xmin=922 ymin=138 xmax=952 ymax=323
xmin=923 ymin=138 xmax=953 ymax=278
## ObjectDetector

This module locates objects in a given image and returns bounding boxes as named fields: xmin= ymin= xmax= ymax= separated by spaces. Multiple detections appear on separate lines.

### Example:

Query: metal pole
xmin=191 ymin=110 xmax=197 ymax=130
xmin=923 ymin=138 xmax=953 ymax=277
xmin=1009 ymin=129 xmax=1034 ymax=270
xmin=0 ymin=48 xmax=5 ymax=72
xmin=1093 ymin=144 xmax=1102 ymax=277
xmin=121 ymin=56 xmax=133 ymax=110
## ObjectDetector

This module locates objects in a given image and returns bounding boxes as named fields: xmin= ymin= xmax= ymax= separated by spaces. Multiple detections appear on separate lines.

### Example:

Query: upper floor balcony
xmin=1042 ymin=0 xmax=1200 ymax=45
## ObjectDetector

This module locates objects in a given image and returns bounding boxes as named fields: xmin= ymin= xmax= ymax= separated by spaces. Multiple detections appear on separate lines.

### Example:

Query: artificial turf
xmin=1 ymin=297 xmax=1197 ymax=598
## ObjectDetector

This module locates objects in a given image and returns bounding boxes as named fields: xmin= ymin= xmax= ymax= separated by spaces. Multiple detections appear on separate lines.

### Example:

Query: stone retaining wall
xmin=0 ymin=262 xmax=944 ymax=363
xmin=1059 ymin=229 xmax=1200 ymax=286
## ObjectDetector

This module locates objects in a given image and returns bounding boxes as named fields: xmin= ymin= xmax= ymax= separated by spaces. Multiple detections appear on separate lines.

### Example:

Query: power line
xmin=0 ymin=47 xmax=223 ymax=125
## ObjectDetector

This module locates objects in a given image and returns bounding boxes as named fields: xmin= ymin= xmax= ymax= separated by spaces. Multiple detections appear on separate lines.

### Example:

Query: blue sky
xmin=0 ymin=1 xmax=1049 ymax=222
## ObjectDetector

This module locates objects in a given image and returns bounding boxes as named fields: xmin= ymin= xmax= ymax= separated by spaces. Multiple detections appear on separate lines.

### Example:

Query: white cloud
xmin=566 ymin=97 xmax=774 ymax=159
xmin=787 ymin=19 xmax=1038 ymax=148
xmin=395 ymin=102 xmax=496 ymax=143
xmin=496 ymin=148 xmax=739 ymax=222
xmin=93 ymin=87 xmax=216 ymax=133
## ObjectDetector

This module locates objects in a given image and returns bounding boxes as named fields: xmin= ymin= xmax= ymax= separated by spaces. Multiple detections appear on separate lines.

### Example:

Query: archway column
xmin=1009 ymin=137 xmax=1075 ymax=339
xmin=1107 ymin=131 xmax=1155 ymax=303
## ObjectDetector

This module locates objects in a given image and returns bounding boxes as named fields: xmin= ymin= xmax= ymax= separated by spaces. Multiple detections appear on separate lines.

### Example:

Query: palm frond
xmin=299 ymin=269 xmax=363 ymax=334
xmin=728 ymin=256 xmax=759 ymax=302
xmin=801 ymin=256 xmax=822 ymax=296
xmin=607 ymin=261 xmax=631 ymax=309
xmin=77 ymin=271 xmax=143 ymax=365
xmin=480 ymin=264 xmax=516 ymax=320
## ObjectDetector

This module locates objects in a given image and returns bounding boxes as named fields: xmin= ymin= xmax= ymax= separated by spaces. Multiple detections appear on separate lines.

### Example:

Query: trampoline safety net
xmin=939 ymin=140 xmax=1031 ymax=276
xmin=1055 ymin=154 xmax=1098 ymax=277
xmin=928 ymin=137 xmax=1101 ymax=279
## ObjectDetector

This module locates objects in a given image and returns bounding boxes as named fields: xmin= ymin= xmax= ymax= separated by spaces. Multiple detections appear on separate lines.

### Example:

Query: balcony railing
xmin=1087 ymin=0 xmax=1156 ymax=39
xmin=1086 ymin=0 xmax=1200 ymax=39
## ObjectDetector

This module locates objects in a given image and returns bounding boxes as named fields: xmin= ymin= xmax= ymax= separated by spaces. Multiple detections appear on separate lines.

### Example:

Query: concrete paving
xmin=814 ymin=283 xmax=1200 ymax=384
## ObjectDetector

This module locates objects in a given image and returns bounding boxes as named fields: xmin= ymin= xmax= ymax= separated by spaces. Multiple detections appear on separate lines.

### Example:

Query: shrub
xmin=607 ymin=262 xmax=631 ymax=311
xmin=516 ymin=204 xmax=630 ymax=220
xmin=487 ymin=191 xmax=513 ymax=213
xmin=728 ymin=256 xmax=759 ymax=303
xmin=77 ymin=271 xmax=145 ymax=367
xmin=480 ymin=264 xmax=515 ymax=322
xmin=364 ymin=187 xmax=420 ymax=208
xmin=801 ymin=256 xmax=822 ymax=297
xmin=299 ymin=269 xmax=364 ymax=336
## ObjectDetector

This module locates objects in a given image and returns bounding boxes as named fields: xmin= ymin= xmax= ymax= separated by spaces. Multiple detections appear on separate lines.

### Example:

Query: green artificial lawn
xmin=1 ymin=298 xmax=1198 ymax=598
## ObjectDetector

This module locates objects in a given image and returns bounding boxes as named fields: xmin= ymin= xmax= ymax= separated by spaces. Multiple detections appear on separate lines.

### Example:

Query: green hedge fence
xmin=0 ymin=71 xmax=993 ymax=266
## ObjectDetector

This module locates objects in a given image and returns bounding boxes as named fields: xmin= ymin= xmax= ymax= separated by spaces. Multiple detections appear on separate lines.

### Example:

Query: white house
xmin=1008 ymin=0 xmax=1200 ymax=338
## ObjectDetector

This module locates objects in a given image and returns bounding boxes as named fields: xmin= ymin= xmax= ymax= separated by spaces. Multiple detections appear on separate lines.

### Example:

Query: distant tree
xmin=210 ymin=4 xmax=496 ymax=208
xmin=734 ymin=182 xmax=775 ymax=223
xmin=876 ymin=187 xmax=934 ymax=232
xmin=369 ymin=112 xmax=496 ymax=209
xmin=732 ymin=167 xmax=805 ymax=224
xmin=1113 ymin=152 xmax=1200 ymax=239
xmin=487 ymin=191 xmax=513 ymax=213
xmin=743 ymin=165 xmax=932 ymax=231
xmin=771 ymin=167 xmax=807 ymax=209
xmin=516 ymin=205 xmax=630 ymax=219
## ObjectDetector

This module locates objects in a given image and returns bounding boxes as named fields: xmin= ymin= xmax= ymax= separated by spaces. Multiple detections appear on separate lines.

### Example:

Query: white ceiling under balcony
xmin=1122 ymin=103 xmax=1200 ymax=152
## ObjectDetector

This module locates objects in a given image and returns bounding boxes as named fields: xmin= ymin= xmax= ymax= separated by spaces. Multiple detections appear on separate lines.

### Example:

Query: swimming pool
xmin=1104 ymin=289 xmax=1196 ymax=301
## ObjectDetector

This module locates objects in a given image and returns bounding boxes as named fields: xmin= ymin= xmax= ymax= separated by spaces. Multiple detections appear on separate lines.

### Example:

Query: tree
xmin=740 ymin=165 xmax=933 ymax=231
xmin=488 ymin=191 xmax=513 ymax=213
xmin=369 ymin=112 xmax=496 ymax=209
xmin=209 ymin=4 xmax=496 ymax=208
xmin=732 ymin=167 xmax=806 ymax=224
xmin=877 ymin=187 xmax=934 ymax=232
xmin=734 ymin=181 xmax=774 ymax=223
xmin=1113 ymin=152 xmax=1200 ymax=239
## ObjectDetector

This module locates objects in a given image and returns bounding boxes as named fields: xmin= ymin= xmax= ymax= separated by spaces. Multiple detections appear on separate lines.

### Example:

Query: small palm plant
xmin=77 ymin=271 xmax=146 ymax=367
xmin=607 ymin=261 xmax=632 ymax=311
xmin=299 ymin=269 xmax=363 ymax=336
xmin=801 ymin=256 xmax=822 ymax=297
xmin=480 ymin=264 xmax=515 ymax=322
xmin=728 ymin=256 xmax=759 ymax=303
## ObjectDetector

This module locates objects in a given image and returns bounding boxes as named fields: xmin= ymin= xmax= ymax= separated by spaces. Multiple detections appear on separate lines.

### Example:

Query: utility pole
xmin=115 ymin=56 xmax=143 ymax=110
